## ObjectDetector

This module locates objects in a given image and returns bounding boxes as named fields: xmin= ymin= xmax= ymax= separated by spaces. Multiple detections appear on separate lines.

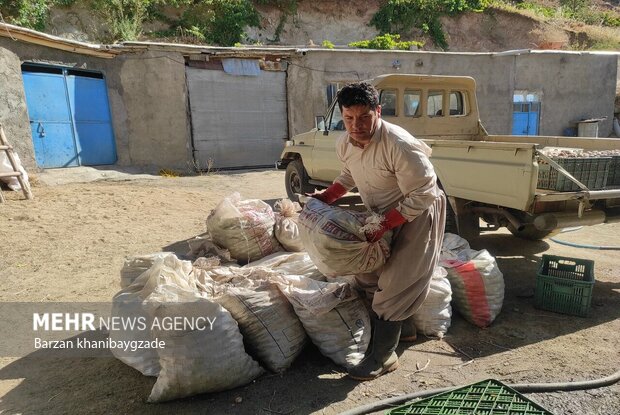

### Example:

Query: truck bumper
xmin=532 ymin=207 xmax=620 ymax=231
xmin=275 ymin=159 xmax=289 ymax=170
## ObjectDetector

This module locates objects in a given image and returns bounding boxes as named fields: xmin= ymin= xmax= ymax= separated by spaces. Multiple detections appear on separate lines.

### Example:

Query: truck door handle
xmin=37 ymin=122 xmax=46 ymax=138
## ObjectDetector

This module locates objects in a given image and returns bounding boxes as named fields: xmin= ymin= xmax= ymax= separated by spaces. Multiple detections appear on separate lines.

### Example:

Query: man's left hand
xmin=365 ymin=227 xmax=387 ymax=243
xmin=364 ymin=208 xmax=407 ymax=243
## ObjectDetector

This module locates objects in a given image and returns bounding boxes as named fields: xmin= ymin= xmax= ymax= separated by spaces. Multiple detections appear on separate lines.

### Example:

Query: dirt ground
xmin=0 ymin=168 xmax=619 ymax=415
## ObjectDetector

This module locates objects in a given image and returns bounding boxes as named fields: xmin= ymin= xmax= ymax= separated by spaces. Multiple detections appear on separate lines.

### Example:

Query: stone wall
xmin=0 ymin=40 xmax=191 ymax=171
xmin=0 ymin=47 xmax=36 ymax=169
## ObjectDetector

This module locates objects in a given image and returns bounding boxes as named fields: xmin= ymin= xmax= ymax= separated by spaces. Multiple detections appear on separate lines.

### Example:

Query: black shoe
xmin=348 ymin=316 xmax=401 ymax=381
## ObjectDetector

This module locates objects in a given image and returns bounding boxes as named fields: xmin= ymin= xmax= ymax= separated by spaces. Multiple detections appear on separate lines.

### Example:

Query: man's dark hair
xmin=337 ymin=82 xmax=379 ymax=111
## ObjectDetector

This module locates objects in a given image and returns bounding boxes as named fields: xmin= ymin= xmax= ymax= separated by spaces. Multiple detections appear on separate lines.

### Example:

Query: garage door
xmin=22 ymin=64 xmax=117 ymax=168
xmin=187 ymin=67 xmax=287 ymax=169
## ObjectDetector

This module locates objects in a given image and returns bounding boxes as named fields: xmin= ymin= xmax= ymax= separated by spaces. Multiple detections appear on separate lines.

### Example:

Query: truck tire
xmin=445 ymin=199 xmax=459 ymax=235
xmin=285 ymin=160 xmax=315 ymax=201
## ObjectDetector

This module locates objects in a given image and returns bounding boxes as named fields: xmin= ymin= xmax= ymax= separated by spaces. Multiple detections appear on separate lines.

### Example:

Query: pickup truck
xmin=277 ymin=74 xmax=620 ymax=240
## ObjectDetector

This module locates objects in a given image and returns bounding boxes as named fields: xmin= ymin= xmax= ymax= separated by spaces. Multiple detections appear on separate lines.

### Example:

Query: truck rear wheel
xmin=445 ymin=199 xmax=458 ymax=234
xmin=285 ymin=160 xmax=315 ymax=201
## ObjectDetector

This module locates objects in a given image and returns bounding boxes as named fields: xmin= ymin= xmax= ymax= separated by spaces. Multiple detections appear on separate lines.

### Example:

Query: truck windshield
xmin=380 ymin=89 xmax=397 ymax=116
xmin=328 ymin=102 xmax=345 ymax=131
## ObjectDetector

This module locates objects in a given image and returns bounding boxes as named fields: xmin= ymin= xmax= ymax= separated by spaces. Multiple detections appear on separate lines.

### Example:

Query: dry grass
xmin=491 ymin=1 xmax=620 ymax=50
xmin=158 ymin=168 xmax=181 ymax=178
xmin=576 ymin=25 xmax=620 ymax=50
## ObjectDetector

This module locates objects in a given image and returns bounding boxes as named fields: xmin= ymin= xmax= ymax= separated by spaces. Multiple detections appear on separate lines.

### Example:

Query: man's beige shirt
xmin=334 ymin=119 xmax=441 ymax=220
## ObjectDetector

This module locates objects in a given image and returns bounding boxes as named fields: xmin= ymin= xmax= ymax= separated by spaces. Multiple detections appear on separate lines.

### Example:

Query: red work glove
xmin=365 ymin=208 xmax=407 ymax=242
xmin=310 ymin=182 xmax=347 ymax=205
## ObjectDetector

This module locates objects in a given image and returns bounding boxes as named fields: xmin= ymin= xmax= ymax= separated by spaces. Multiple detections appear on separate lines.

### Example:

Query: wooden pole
xmin=0 ymin=123 xmax=34 ymax=200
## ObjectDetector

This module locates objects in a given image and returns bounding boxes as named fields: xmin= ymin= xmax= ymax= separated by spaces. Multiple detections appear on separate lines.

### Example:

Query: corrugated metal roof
xmin=116 ymin=41 xmax=301 ymax=58
xmin=0 ymin=22 xmax=118 ymax=58
xmin=0 ymin=23 xmax=301 ymax=59
xmin=1 ymin=22 xmax=617 ymax=59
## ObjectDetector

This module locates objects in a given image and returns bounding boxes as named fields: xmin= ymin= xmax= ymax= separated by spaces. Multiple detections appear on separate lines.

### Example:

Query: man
xmin=312 ymin=82 xmax=446 ymax=380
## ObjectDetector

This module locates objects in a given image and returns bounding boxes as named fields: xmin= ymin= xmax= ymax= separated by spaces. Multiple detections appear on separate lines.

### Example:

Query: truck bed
xmin=485 ymin=134 xmax=620 ymax=151
xmin=425 ymin=136 xmax=620 ymax=212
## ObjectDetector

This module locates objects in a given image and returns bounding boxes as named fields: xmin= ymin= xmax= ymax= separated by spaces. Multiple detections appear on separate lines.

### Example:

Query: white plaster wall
xmin=286 ymin=49 xmax=618 ymax=137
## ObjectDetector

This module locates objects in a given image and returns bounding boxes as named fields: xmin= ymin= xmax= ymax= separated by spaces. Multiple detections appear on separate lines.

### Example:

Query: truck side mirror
xmin=315 ymin=115 xmax=326 ymax=131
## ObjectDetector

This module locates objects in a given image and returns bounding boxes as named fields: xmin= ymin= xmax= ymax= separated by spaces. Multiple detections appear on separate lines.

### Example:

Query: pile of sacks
xmin=203 ymin=192 xmax=393 ymax=274
xmin=112 ymin=193 xmax=503 ymax=402
xmin=114 ymin=251 xmax=371 ymax=402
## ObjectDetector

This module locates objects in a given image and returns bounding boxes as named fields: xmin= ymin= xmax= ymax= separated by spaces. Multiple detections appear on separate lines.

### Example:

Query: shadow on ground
xmin=0 ymin=335 xmax=356 ymax=415
xmin=444 ymin=232 xmax=620 ymax=361
xmin=163 ymin=222 xmax=620 ymax=363
xmin=4 ymin=223 xmax=614 ymax=414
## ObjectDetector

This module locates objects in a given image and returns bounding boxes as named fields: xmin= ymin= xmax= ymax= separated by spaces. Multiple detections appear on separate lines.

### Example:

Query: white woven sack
xmin=441 ymin=249 xmax=504 ymax=328
xmin=110 ymin=254 xmax=195 ymax=377
xmin=186 ymin=236 xmax=236 ymax=265
xmin=411 ymin=266 xmax=452 ymax=338
xmin=297 ymin=198 xmax=391 ymax=277
xmin=0 ymin=151 xmax=29 ymax=191
xmin=120 ymin=252 xmax=173 ymax=288
xmin=206 ymin=193 xmax=281 ymax=263
xmin=275 ymin=275 xmax=371 ymax=368
xmin=273 ymin=199 xmax=304 ymax=252
xmin=193 ymin=264 xmax=308 ymax=372
xmin=146 ymin=282 xmax=264 ymax=402
xmin=441 ymin=232 xmax=471 ymax=261
xmin=246 ymin=251 xmax=325 ymax=281
xmin=215 ymin=281 xmax=307 ymax=373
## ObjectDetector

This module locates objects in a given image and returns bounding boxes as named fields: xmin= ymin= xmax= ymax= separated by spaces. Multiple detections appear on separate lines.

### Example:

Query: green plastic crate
xmin=537 ymin=157 xmax=611 ymax=191
xmin=606 ymin=156 xmax=620 ymax=187
xmin=535 ymin=255 xmax=594 ymax=317
xmin=386 ymin=379 xmax=553 ymax=415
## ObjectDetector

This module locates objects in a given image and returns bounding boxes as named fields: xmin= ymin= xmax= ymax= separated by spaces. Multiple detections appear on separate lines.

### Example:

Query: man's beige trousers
xmin=356 ymin=193 xmax=446 ymax=321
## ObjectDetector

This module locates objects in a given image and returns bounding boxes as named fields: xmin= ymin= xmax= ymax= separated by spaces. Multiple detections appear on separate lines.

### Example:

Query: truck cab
xmin=279 ymin=74 xmax=620 ymax=240
xmin=281 ymin=74 xmax=483 ymax=187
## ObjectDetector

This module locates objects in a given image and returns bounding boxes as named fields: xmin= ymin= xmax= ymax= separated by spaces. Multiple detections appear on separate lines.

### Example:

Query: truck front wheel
xmin=285 ymin=160 xmax=315 ymax=201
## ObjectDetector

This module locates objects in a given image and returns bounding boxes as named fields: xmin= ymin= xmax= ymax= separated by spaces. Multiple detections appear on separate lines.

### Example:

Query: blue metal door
xmin=66 ymin=73 xmax=117 ymax=165
xmin=511 ymin=102 xmax=540 ymax=136
xmin=512 ymin=111 xmax=529 ymax=135
xmin=22 ymin=70 xmax=79 ymax=168
xmin=527 ymin=109 xmax=539 ymax=135
xmin=22 ymin=65 xmax=116 ymax=168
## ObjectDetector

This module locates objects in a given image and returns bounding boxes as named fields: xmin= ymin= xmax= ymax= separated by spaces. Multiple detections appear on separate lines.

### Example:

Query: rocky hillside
xmin=248 ymin=0 xmax=620 ymax=51
xmin=41 ymin=0 xmax=620 ymax=52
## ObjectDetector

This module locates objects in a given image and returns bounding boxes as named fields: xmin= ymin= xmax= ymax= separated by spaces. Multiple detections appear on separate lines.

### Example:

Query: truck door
xmin=311 ymin=101 xmax=344 ymax=181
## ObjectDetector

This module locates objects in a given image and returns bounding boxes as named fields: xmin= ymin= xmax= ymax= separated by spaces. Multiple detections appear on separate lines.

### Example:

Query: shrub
xmin=371 ymin=0 xmax=491 ymax=50
xmin=178 ymin=0 xmax=260 ymax=46
xmin=0 ymin=0 xmax=75 ymax=31
xmin=514 ymin=1 xmax=556 ymax=18
xmin=349 ymin=33 xmax=424 ymax=50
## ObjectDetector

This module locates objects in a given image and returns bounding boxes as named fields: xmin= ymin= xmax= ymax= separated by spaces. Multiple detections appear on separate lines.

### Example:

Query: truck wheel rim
xmin=290 ymin=172 xmax=301 ymax=193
